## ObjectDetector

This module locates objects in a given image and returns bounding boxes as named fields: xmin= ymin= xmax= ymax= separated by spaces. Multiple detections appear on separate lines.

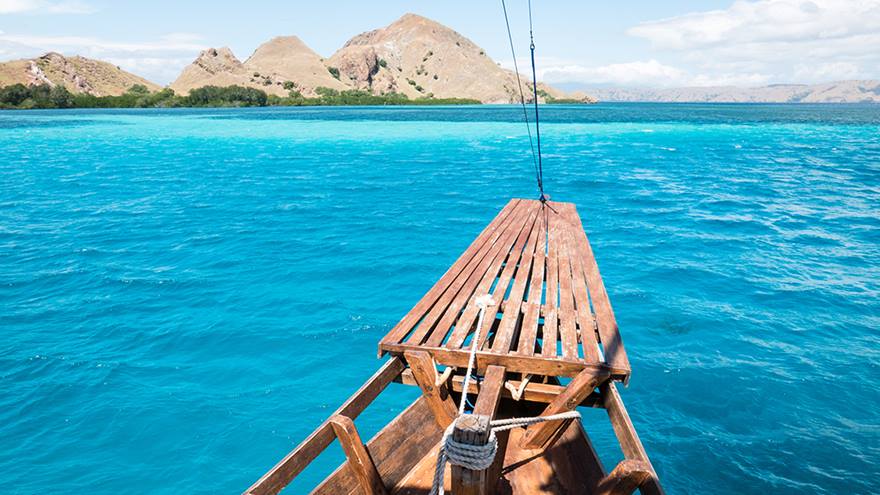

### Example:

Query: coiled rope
xmin=429 ymin=295 xmax=581 ymax=495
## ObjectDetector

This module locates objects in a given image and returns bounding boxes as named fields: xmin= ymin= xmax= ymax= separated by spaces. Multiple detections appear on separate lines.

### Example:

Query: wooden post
xmin=520 ymin=369 xmax=610 ymax=449
xmin=472 ymin=365 xmax=506 ymax=495
xmin=404 ymin=350 xmax=457 ymax=428
xmin=329 ymin=415 xmax=388 ymax=495
xmin=595 ymin=459 xmax=652 ymax=495
xmin=450 ymin=414 xmax=492 ymax=495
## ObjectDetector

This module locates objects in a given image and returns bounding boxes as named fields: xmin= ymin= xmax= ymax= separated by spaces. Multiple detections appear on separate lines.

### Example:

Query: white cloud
xmin=623 ymin=0 xmax=880 ymax=85
xmin=0 ymin=32 xmax=206 ymax=84
xmin=0 ymin=0 xmax=95 ymax=14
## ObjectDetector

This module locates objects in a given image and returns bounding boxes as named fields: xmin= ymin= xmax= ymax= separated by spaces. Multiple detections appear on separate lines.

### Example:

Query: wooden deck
xmin=380 ymin=199 xmax=631 ymax=381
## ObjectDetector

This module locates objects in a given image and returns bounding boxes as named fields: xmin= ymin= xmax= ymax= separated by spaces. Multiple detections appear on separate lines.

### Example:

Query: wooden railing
xmin=596 ymin=381 xmax=665 ymax=495
xmin=244 ymin=358 xmax=405 ymax=495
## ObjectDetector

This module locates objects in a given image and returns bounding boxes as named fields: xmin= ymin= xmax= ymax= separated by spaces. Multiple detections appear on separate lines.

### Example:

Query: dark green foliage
xmin=377 ymin=59 xmax=387 ymax=68
xmin=327 ymin=67 xmax=340 ymax=80
xmin=282 ymin=81 xmax=296 ymax=90
xmin=185 ymin=85 xmax=268 ymax=107
xmin=0 ymin=84 xmax=31 ymax=106
xmin=0 ymin=83 xmax=479 ymax=109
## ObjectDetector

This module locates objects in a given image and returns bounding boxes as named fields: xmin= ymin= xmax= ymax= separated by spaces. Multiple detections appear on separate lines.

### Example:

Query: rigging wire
xmin=500 ymin=0 xmax=544 ymax=200
xmin=526 ymin=0 xmax=546 ymax=202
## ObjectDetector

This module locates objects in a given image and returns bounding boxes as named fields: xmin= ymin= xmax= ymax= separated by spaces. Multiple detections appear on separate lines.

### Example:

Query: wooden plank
xmin=405 ymin=199 xmax=529 ymax=346
xmin=491 ymin=206 xmax=544 ymax=353
xmin=312 ymin=398 xmax=442 ymax=495
xmin=450 ymin=415 xmax=492 ymax=495
xmin=245 ymin=357 xmax=405 ymax=495
xmin=595 ymin=459 xmax=652 ymax=495
xmin=520 ymin=368 xmax=611 ymax=449
xmin=445 ymin=203 xmax=540 ymax=350
xmin=541 ymin=206 xmax=561 ymax=358
xmin=380 ymin=199 xmax=520 ymax=348
xmin=473 ymin=203 xmax=539 ymax=351
xmin=382 ymin=342 xmax=629 ymax=380
xmin=404 ymin=351 xmax=457 ymax=428
xmin=329 ymin=415 xmax=389 ymax=495
xmin=424 ymin=200 xmax=535 ymax=348
xmin=601 ymin=382 xmax=664 ymax=495
xmin=517 ymin=302 xmax=541 ymax=356
xmin=562 ymin=226 xmax=600 ymax=363
xmin=396 ymin=369 xmax=604 ymax=408
xmin=562 ymin=203 xmax=631 ymax=376
xmin=556 ymin=235 xmax=579 ymax=360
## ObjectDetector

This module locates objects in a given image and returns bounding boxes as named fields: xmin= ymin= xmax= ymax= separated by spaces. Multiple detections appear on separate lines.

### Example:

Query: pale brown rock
xmin=0 ymin=52 xmax=160 ymax=96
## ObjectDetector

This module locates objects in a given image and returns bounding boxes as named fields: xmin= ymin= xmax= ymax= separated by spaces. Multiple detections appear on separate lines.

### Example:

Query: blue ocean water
xmin=1 ymin=104 xmax=878 ymax=494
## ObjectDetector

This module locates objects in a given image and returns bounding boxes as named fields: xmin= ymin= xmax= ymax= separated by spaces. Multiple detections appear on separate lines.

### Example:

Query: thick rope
xmin=527 ymin=0 xmax=546 ymax=202
xmin=429 ymin=294 xmax=581 ymax=495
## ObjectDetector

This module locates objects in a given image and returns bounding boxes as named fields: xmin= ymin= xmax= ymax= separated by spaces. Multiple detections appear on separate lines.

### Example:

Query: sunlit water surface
xmin=1 ymin=104 xmax=878 ymax=494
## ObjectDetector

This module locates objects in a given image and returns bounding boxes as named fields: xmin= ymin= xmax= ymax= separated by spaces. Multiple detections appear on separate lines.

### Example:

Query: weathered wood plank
xmin=329 ymin=415 xmax=389 ymax=495
xmin=380 ymin=200 xmax=520 ymax=348
xmin=563 ymin=226 xmax=600 ymax=363
xmin=562 ymin=203 xmax=631 ymax=376
xmin=245 ymin=357 xmax=405 ymax=495
xmin=404 ymin=351 xmax=457 ymax=428
xmin=520 ymin=368 xmax=611 ymax=449
xmin=446 ymin=203 xmax=540 ymax=350
xmin=396 ymin=368 xmax=605 ymax=408
xmin=384 ymin=342 xmax=629 ymax=380
xmin=425 ymin=201 xmax=535 ymax=348
xmin=491 ymin=206 xmax=544 ymax=353
xmin=406 ymin=199 xmax=528 ymax=346
xmin=595 ymin=459 xmax=652 ymax=495
xmin=541 ymin=205 xmax=561 ymax=359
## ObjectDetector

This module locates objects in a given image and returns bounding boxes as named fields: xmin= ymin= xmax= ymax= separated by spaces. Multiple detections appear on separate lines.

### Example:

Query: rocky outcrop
xmin=0 ymin=52 xmax=159 ymax=96
xmin=169 ymin=13 xmax=589 ymax=103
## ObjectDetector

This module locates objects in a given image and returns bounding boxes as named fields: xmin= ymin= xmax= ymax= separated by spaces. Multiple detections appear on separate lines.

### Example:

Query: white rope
xmin=504 ymin=374 xmax=533 ymax=401
xmin=429 ymin=293 xmax=581 ymax=495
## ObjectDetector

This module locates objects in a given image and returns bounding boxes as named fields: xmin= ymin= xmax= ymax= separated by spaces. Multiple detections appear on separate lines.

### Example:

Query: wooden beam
xmin=396 ymin=368 xmax=605 ymax=408
xmin=595 ymin=459 xmax=652 ymax=495
xmin=244 ymin=357 xmax=405 ymax=495
xmin=450 ymin=415 xmax=492 ymax=495
xmin=404 ymin=350 xmax=457 ymax=428
xmin=382 ymin=342 xmax=630 ymax=380
xmin=329 ymin=415 xmax=389 ymax=495
xmin=601 ymin=381 xmax=665 ymax=495
xmin=520 ymin=369 xmax=610 ymax=449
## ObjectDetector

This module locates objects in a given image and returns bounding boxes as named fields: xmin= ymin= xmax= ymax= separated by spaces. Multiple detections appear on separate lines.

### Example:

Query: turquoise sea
xmin=1 ymin=104 xmax=878 ymax=494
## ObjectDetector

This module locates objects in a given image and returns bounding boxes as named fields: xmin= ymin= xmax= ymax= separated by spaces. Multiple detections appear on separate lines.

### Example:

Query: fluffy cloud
xmin=0 ymin=0 xmax=94 ymax=14
xmin=0 ymin=33 xmax=205 ymax=84
xmin=625 ymin=0 xmax=880 ymax=84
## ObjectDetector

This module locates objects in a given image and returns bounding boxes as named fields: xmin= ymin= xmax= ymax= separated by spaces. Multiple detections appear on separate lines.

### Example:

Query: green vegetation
xmin=535 ymin=88 xmax=586 ymax=104
xmin=377 ymin=58 xmax=387 ymax=68
xmin=0 ymin=83 xmax=480 ymax=110
xmin=327 ymin=67 xmax=340 ymax=80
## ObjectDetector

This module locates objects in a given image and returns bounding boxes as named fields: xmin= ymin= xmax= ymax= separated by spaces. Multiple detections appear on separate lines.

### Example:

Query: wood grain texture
xmin=405 ymin=350 xmax=457 ymax=428
xmin=330 ymin=415 xmax=389 ymax=495
xmin=520 ymin=368 xmax=611 ymax=449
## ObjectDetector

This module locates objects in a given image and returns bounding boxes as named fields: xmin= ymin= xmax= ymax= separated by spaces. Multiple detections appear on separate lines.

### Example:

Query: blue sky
xmin=1 ymin=0 xmax=879 ymax=87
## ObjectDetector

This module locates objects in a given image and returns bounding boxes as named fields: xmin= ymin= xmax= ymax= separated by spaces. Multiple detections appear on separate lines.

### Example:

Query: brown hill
xmin=327 ymin=13 xmax=588 ymax=103
xmin=170 ymin=38 xmax=347 ymax=97
xmin=0 ymin=52 xmax=159 ymax=96
xmin=168 ymin=13 xmax=591 ymax=103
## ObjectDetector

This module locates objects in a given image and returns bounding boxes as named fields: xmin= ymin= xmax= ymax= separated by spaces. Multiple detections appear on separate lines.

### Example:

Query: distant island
xmin=0 ymin=14 xmax=592 ymax=110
